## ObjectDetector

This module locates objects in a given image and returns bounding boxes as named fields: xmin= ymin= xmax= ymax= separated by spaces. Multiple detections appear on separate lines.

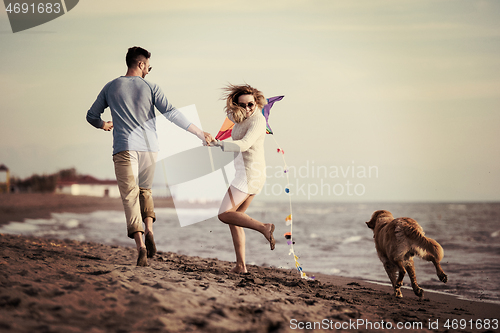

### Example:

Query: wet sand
xmin=0 ymin=194 xmax=499 ymax=332
xmin=0 ymin=193 xmax=174 ymax=225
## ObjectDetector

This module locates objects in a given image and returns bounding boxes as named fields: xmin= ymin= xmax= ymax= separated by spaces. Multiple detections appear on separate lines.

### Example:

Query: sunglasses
xmin=237 ymin=102 xmax=256 ymax=109
xmin=140 ymin=61 xmax=152 ymax=72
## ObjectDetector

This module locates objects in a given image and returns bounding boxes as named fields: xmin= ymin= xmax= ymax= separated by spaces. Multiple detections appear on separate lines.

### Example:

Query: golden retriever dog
xmin=366 ymin=210 xmax=448 ymax=298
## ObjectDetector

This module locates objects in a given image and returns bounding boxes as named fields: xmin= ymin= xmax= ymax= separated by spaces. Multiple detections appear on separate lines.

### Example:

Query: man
xmin=87 ymin=46 xmax=212 ymax=266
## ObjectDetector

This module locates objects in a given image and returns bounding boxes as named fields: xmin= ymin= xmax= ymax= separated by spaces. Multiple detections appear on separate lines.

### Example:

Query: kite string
xmin=271 ymin=135 xmax=313 ymax=280
xmin=271 ymin=135 xmax=293 ymax=248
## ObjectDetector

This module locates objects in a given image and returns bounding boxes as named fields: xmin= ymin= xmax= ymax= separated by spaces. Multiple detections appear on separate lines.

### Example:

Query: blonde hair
xmin=222 ymin=84 xmax=267 ymax=123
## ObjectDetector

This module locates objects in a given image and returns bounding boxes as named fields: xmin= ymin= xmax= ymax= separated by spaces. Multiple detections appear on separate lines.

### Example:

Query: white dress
xmin=222 ymin=110 xmax=267 ymax=194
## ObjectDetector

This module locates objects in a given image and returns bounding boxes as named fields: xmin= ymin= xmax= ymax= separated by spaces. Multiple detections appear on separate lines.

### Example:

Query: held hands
xmin=208 ymin=139 xmax=222 ymax=148
xmin=189 ymin=126 xmax=219 ymax=147
xmin=200 ymin=131 xmax=222 ymax=148
xmin=204 ymin=132 xmax=214 ymax=145
xmin=200 ymin=132 xmax=222 ymax=148
xmin=101 ymin=121 xmax=113 ymax=131
xmin=188 ymin=125 xmax=213 ymax=146
xmin=198 ymin=131 xmax=213 ymax=146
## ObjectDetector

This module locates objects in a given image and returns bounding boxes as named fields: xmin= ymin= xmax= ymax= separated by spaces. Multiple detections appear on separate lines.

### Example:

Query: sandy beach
xmin=1 ymin=194 xmax=499 ymax=332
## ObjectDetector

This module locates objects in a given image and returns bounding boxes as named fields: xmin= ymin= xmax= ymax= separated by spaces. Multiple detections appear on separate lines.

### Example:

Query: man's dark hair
xmin=126 ymin=46 xmax=151 ymax=68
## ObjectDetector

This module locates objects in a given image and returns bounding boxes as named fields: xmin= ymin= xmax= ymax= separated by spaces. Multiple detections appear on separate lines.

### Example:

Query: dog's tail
xmin=399 ymin=218 xmax=444 ymax=261
xmin=421 ymin=237 xmax=444 ymax=262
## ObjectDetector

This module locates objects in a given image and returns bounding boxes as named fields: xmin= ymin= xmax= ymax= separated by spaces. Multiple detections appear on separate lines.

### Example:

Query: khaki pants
xmin=113 ymin=151 xmax=157 ymax=238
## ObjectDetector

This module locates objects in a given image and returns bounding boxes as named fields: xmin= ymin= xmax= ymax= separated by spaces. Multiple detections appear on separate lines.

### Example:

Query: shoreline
xmin=1 ymin=233 xmax=499 ymax=333
xmin=1 ymin=193 xmax=500 ymax=331
xmin=363 ymin=280 xmax=500 ymax=306
xmin=0 ymin=193 xmax=174 ymax=225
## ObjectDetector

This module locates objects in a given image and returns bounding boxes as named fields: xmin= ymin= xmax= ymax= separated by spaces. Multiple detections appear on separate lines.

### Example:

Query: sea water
xmin=1 ymin=201 xmax=499 ymax=304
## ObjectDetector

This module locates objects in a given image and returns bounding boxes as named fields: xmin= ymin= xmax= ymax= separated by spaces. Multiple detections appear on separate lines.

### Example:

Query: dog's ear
xmin=373 ymin=210 xmax=393 ymax=221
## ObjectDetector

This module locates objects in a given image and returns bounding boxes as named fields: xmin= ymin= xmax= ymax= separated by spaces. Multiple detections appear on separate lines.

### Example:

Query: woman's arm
xmin=218 ymin=114 xmax=266 ymax=152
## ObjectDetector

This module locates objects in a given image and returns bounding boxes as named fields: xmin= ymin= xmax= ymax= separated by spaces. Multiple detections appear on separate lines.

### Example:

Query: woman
xmin=211 ymin=84 xmax=275 ymax=274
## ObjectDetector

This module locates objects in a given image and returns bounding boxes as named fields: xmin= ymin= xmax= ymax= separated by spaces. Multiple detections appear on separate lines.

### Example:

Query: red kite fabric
xmin=214 ymin=117 xmax=234 ymax=141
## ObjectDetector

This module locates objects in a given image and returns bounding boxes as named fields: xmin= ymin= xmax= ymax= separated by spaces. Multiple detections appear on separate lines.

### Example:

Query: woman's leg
xmin=229 ymin=225 xmax=246 ymax=273
xmin=218 ymin=187 xmax=275 ymax=242
xmin=219 ymin=186 xmax=275 ymax=271
xmin=227 ymin=194 xmax=256 ymax=273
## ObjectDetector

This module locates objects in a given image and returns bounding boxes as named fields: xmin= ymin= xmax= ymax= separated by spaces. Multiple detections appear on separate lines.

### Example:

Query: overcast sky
xmin=0 ymin=0 xmax=499 ymax=202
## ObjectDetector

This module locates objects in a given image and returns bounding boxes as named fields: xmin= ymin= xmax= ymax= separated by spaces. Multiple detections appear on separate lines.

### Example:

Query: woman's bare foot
xmin=230 ymin=264 xmax=247 ymax=274
xmin=264 ymin=223 xmax=275 ymax=250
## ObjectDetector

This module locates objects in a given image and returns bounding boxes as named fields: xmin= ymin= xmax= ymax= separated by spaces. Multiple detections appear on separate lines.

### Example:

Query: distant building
xmin=0 ymin=164 xmax=10 ymax=193
xmin=56 ymin=175 xmax=120 ymax=198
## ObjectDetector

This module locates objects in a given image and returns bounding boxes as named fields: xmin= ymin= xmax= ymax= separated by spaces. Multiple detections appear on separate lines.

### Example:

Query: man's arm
xmin=101 ymin=121 xmax=113 ymax=131
xmin=151 ymin=83 xmax=212 ymax=144
xmin=86 ymin=85 xmax=109 ymax=129
xmin=186 ymin=124 xmax=213 ymax=145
